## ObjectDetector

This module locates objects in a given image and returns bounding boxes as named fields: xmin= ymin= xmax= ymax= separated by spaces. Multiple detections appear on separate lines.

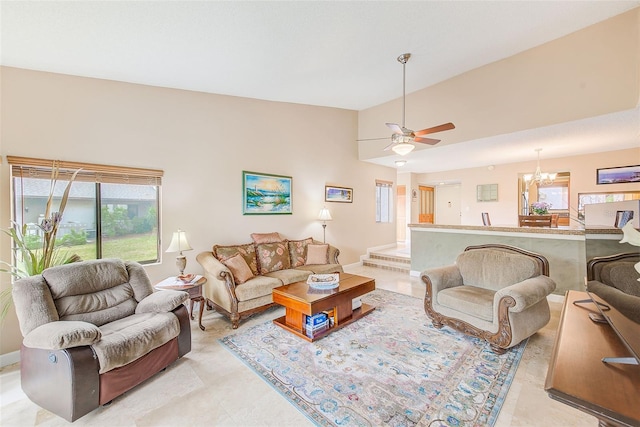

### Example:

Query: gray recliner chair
xmin=422 ymin=244 xmax=556 ymax=353
xmin=12 ymin=258 xmax=191 ymax=422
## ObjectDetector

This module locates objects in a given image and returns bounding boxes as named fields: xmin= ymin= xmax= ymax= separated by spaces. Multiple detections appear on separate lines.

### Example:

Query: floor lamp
xmin=317 ymin=208 xmax=332 ymax=243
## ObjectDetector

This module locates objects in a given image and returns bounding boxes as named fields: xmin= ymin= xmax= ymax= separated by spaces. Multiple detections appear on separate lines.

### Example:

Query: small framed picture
xmin=243 ymin=171 xmax=292 ymax=214
xmin=325 ymin=185 xmax=353 ymax=203
xmin=596 ymin=165 xmax=640 ymax=185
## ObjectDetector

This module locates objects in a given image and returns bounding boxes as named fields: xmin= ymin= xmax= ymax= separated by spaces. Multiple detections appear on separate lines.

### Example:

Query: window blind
xmin=7 ymin=156 xmax=163 ymax=186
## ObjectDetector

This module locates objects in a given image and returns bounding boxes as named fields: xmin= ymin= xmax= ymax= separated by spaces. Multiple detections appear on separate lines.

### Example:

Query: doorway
xmin=419 ymin=185 xmax=434 ymax=223
xmin=435 ymin=184 xmax=461 ymax=225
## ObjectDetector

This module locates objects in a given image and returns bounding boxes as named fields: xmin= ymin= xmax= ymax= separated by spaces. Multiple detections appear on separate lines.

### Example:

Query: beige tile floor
xmin=0 ymin=263 xmax=596 ymax=426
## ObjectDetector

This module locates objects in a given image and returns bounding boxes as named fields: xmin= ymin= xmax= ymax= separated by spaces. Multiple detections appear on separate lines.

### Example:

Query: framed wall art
xmin=325 ymin=185 xmax=353 ymax=203
xmin=243 ymin=171 xmax=292 ymax=215
xmin=596 ymin=165 xmax=640 ymax=185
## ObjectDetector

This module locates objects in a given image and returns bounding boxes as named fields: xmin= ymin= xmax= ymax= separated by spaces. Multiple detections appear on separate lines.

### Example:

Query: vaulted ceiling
xmin=2 ymin=1 xmax=639 ymax=172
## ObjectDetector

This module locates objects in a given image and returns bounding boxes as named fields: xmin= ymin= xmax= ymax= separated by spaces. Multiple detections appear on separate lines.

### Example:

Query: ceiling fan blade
xmin=386 ymin=123 xmax=404 ymax=135
xmin=357 ymin=137 xmax=392 ymax=142
xmin=414 ymin=137 xmax=440 ymax=145
xmin=414 ymin=122 xmax=455 ymax=136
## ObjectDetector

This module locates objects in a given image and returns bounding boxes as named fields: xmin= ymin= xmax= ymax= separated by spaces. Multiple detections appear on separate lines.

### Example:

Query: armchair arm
xmin=23 ymin=321 xmax=101 ymax=350
xmin=196 ymin=251 xmax=240 ymax=304
xmin=495 ymin=275 xmax=556 ymax=313
xmin=421 ymin=265 xmax=463 ymax=296
xmin=136 ymin=290 xmax=188 ymax=314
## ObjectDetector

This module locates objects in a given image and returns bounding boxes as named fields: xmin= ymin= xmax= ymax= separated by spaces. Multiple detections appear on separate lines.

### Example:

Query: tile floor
xmin=0 ymin=262 xmax=596 ymax=426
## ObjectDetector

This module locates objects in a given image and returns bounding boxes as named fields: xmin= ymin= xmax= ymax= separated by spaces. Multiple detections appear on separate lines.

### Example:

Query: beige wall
xmin=0 ymin=66 xmax=396 ymax=356
xmin=414 ymin=147 xmax=640 ymax=226
xmin=358 ymin=8 xmax=639 ymax=159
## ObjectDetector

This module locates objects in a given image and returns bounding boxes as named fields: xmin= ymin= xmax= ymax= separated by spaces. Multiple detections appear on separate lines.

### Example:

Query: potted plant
xmin=531 ymin=201 xmax=551 ymax=215
xmin=1 ymin=166 xmax=81 ymax=321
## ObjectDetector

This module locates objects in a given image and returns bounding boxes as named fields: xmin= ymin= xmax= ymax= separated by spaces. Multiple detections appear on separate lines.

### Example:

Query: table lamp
xmin=317 ymin=208 xmax=332 ymax=243
xmin=166 ymin=229 xmax=193 ymax=275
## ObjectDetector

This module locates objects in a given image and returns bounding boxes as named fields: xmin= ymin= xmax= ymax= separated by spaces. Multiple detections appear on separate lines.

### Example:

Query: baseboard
xmin=343 ymin=261 xmax=362 ymax=270
xmin=0 ymin=350 xmax=20 ymax=368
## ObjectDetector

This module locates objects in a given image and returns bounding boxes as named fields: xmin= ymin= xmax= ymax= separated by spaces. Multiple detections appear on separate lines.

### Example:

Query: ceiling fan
xmin=359 ymin=53 xmax=455 ymax=156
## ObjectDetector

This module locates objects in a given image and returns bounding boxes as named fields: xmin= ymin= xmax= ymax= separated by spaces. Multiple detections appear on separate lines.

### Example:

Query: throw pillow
xmin=256 ymin=241 xmax=291 ymax=274
xmin=250 ymin=232 xmax=283 ymax=244
xmin=221 ymin=253 xmax=255 ymax=285
xmin=305 ymin=244 xmax=329 ymax=265
xmin=288 ymin=237 xmax=313 ymax=267
xmin=213 ymin=243 xmax=259 ymax=276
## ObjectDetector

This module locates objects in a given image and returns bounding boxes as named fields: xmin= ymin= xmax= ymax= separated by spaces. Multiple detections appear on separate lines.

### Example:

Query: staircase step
xmin=362 ymin=257 xmax=411 ymax=273
xmin=368 ymin=252 xmax=411 ymax=265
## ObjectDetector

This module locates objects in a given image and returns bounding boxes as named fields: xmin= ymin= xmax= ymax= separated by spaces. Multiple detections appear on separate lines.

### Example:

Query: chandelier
xmin=524 ymin=148 xmax=556 ymax=186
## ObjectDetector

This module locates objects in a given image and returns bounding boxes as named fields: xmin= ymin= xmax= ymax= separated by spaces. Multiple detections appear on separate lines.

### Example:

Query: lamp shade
xmin=392 ymin=143 xmax=415 ymax=156
xmin=317 ymin=208 xmax=332 ymax=221
xmin=165 ymin=229 xmax=193 ymax=253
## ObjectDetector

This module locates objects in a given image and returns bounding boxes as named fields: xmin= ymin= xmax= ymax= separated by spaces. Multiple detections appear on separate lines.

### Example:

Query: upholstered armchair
xmin=422 ymin=244 xmax=556 ymax=353
xmin=12 ymin=259 xmax=192 ymax=422
xmin=586 ymin=252 xmax=640 ymax=323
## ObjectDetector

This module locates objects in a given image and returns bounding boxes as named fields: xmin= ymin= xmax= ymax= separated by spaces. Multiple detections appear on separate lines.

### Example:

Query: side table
xmin=154 ymin=276 xmax=208 ymax=331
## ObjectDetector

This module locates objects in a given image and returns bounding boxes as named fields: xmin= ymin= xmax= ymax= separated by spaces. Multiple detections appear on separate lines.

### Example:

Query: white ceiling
xmin=2 ymin=1 xmax=639 ymax=172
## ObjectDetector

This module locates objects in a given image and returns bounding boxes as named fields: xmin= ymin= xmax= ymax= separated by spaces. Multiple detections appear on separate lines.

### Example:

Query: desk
xmin=155 ymin=276 xmax=207 ymax=331
xmin=544 ymin=290 xmax=640 ymax=427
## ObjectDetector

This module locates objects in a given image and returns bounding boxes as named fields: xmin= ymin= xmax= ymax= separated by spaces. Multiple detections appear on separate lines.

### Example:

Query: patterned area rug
xmin=219 ymin=289 xmax=527 ymax=427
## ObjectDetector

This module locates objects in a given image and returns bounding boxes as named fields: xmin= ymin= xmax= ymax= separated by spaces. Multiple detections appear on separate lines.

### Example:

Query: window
xmin=8 ymin=156 xmax=163 ymax=264
xmin=376 ymin=180 xmax=393 ymax=223
xmin=538 ymin=183 xmax=569 ymax=210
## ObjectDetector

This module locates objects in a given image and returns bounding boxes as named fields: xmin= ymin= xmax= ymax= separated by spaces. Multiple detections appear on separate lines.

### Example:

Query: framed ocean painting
xmin=325 ymin=185 xmax=353 ymax=203
xmin=596 ymin=165 xmax=640 ymax=185
xmin=243 ymin=171 xmax=292 ymax=214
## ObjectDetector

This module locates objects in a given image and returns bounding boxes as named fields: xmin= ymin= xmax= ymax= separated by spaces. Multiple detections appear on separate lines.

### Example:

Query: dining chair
xmin=481 ymin=212 xmax=491 ymax=226
xmin=614 ymin=210 xmax=634 ymax=228
xmin=519 ymin=215 xmax=552 ymax=227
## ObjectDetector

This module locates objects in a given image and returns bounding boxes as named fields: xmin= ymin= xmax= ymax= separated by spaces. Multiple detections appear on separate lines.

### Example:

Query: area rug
xmin=219 ymin=289 xmax=527 ymax=427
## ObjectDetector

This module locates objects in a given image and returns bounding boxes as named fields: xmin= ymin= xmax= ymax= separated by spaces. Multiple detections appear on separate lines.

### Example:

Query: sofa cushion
xmin=250 ymin=232 xmax=283 ymax=244
xmin=233 ymin=275 xmax=283 ymax=301
xmin=256 ymin=241 xmax=291 ymax=273
xmin=214 ymin=243 xmax=259 ymax=276
xmin=599 ymin=261 xmax=640 ymax=296
xmin=438 ymin=286 xmax=495 ymax=321
xmin=221 ymin=253 xmax=255 ymax=284
xmin=306 ymin=244 xmax=329 ymax=265
xmin=93 ymin=312 xmax=180 ymax=374
xmin=265 ymin=269 xmax=310 ymax=285
xmin=288 ymin=237 xmax=313 ymax=267
xmin=456 ymin=249 xmax=539 ymax=291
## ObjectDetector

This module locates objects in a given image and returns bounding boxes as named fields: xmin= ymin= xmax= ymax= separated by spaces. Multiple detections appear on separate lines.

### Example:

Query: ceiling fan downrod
xmin=397 ymin=53 xmax=411 ymax=129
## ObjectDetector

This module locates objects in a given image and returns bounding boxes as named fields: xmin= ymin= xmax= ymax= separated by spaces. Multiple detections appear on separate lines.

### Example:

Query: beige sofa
xmin=196 ymin=233 xmax=343 ymax=328
xmin=422 ymin=244 xmax=556 ymax=353
xmin=11 ymin=259 xmax=191 ymax=422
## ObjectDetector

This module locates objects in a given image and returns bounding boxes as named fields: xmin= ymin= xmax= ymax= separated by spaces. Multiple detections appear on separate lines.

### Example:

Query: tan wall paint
xmin=415 ymin=147 xmax=640 ymax=226
xmin=0 ymin=66 xmax=396 ymax=355
xmin=358 ymin=8 xmax=640 ymax=159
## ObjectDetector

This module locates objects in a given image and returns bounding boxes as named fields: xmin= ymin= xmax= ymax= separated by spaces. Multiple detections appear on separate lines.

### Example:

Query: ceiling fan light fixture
xmin=392 ymin=143 xmax=415 ymax=156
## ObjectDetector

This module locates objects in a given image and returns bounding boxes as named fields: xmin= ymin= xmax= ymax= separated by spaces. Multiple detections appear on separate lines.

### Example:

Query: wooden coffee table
xmin=272 ymin=273 xmax=375 ymax=342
